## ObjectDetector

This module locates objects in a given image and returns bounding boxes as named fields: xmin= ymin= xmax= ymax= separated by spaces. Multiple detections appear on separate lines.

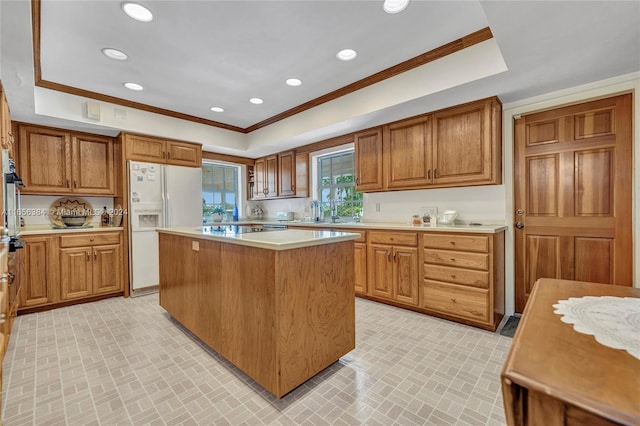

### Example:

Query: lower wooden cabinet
xmin=422 ymin=232 xmax=505 ymax=330
xmin=19 ymin=231 xmax=123 ymax=312
xmin=20 ymin=235 xmax=58 ymax=308
xmin=367 ymin=231 xmax=419 ymax=306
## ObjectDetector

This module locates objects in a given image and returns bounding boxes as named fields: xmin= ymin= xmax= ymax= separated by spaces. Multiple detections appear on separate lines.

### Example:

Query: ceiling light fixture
xmin=383 ymin=0 xmax=410 ymax=14
xmin=102 ymin=48 xmax=128 ymax=61
xmin=122 ymin=2 xmax=153 ymax=22
xmin=249 ymin=98 xmax=264 ymax=105
xmin=123 ymin=82 xmax=144 ymax=91
xmin=286 ymin=78 xmax=302 ymax=87
xmin=336 ymin=49 xmax=357 ymax=61
xmin=210 ymin=106 xmax=224 ymax=112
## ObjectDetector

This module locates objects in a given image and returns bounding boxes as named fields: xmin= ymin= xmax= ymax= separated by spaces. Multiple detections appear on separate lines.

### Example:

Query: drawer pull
xmin=450 ymin=241 xmax=456 ymax=245
xmin=450 ymin=258 xmax=456 ymax=262
xmin=450 ymin=274 xmax=456 ymax=278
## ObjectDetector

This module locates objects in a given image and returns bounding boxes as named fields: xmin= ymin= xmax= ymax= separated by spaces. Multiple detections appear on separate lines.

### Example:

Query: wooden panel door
xmin=124 ymin=134 xmax=166 ymax=162
xmin=20 ymin=235 xmax=56 ymax=307
xmin=368 ymin=244 xmax=393 ymax=299
xmin=278 ymin=150 xmax=296 ymax=197
xmin=60 ymin=248 xmax=92 ymax=300
xmin=355 ymin=127 xmax=384 ymax=191
xmin=72 ymin=134 xmax=115 ymax=195
xmin=432 ymin=98 xmax=497 ymax=185
xmin=394 ymin=247 xmax=419 ymax=305
xmin=514 ymin=94 xmax=632 ymax=312
xmin=384 ymin=116 xmax=432 ymax=189
xmin=166 ymin=141 xmax=201 ymax=167
xmin=354 ymin=242 xmax=367 ymax=295
xmin=18 ymin=125 xmax=71 ymax=193
xmin=93 ymin=245 xmax=122 ymax=294
xmin=265 ymin=155 xmax=278 ymax=198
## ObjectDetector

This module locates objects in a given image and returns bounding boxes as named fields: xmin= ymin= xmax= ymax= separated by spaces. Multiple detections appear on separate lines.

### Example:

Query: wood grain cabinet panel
xmin=58 ymin=233 xmax=123 ymax=299
xmin=249 ymin=150 xmax=308 ymax=200
xmin=19 ymin=235 xmax=58 ymax=308
xmin=354 ymin=127 xmax=384 ymax=191
xmin=17 ymin=124 xmax=116 ymax=195
xmin=421 ymin=231 xmax=504 ymax=330
xmin=1 ymin=86 xmax=14 ymax=153
xmin=123 ymin=133 xmax=202 ymax=167
xmin=356 ymin=97 xmax=501 ymax=193
xmin=367 ymin=232 xmax=419 ymax=306
xmin=384 ymin=116 xmax=432 ymax=189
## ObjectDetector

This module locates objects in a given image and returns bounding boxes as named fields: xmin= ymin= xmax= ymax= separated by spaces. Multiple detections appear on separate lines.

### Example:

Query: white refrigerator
xmin=128 ymin=160 xmax=202 ymax=295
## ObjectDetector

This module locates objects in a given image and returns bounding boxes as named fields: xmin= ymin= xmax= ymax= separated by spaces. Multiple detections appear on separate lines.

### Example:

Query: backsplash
xmin=21 ymin=195 xmax=115 ymax=226
xmin=249 ymin=185 xmax=506 ymax=225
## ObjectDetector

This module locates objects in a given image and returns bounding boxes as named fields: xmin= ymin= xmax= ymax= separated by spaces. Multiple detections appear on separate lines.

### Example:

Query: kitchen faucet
xmin=330 ymin=200 xmax=340 ymax=223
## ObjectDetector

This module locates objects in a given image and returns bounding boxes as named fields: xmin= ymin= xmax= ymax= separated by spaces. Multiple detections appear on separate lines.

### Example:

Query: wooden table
xmin=501 ymin=278 xmax=639 ymax=426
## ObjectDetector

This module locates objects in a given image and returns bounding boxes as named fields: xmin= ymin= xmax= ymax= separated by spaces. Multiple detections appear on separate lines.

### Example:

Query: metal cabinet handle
xmin=73 ymin=180 xmax=77 ymax=188
xmin=66 ymin=179 xmax=70 ymax=188
xmin=86 ymin=252 xmax=90 ymax=261
xmin=434 ymin=169 xmax=438 ymax=179
xmin=94 ymin=251 xmax=97 ymax=260
xmin=387 ymin=250 xmax=391 ymax=262
xmin=393 ymin=251 xmax=397 ymax=262
xmin=427 ymin=169 xmax=431 ymax=179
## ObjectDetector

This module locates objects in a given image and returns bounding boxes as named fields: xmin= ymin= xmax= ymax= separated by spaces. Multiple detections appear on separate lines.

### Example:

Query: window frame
xmin=315 ymin=147 xmax=363 ymax=220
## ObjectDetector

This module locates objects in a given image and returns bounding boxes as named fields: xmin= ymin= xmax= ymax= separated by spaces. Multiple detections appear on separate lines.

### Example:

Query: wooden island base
xmin=158 ymin=232 xmax=355 ymax=398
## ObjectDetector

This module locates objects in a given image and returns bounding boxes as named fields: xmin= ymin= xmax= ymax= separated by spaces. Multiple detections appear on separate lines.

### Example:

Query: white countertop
xmin=215 ymin=220 xmax=507 ymax=234
xmin=158 ymin=226 xmax=360 ymax=251
xmin=20 ymin=224 xmax=124 ymax=235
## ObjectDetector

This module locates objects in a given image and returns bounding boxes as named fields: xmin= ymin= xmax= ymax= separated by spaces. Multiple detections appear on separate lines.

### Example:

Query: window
xmin=317 ymin=151 xmax=363 ymax=219
xmin=202 ymin=162 xmax=239 ymax=221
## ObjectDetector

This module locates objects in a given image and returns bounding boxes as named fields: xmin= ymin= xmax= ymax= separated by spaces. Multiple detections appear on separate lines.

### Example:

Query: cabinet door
xmin=93 ymin=244 xmax=122 ymax=294
xmin=18 ymin=125 xmax=71 ymax=193
xmin=60 ymin=248 xmax=92 ymax=300
xmin=295 ymin=153 xmax=309 ymax=198
xmin=432 ymin=99 xmax=496 ymax=185
xmin=384 ymin=116 xmax=432 ymax=188
xmin=368 ymin=244 xmax=393 ymax=300
xmin=1 ymin=90 xmax=12 ymax=151
xmin=354 ymin=242 xmax=367 ymax=295
xmin=278 ymin=150 xmax=296 ymax=197
xmin=355 ymin=128 xmax=384 ymax=191
xmin=124 ymin=134 xmax=166 ymax=162
xmin=72 ymin=134 xmax=115 ymax=195
xmin=166 ymin=141 xmax=202 ymax=167
xmin=393 ymin=247 xmax=419 ymax=306
xmin=265 ymin=155 xmax=278 ymax=198
xmin=253 ymin=158 xmax=267 ymax=199
xmin=20 ymin=236 xmax=57 ymax=308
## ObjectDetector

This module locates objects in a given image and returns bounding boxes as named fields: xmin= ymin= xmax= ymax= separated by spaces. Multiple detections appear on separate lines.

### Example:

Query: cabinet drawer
xmin=369 ymin=231 xmax=417 ymax=246
xmin=421 ymin=280 xmax=489 ymax=322
xmin=59 ymin=232 xmax=121 ymax=248
xmin=423 ymin=249 xmax=489 ymax=270
xmin=424 ymin=264 xmax=489 ymax=289
xmin=423 ymin=234 xmax=489 ymax=252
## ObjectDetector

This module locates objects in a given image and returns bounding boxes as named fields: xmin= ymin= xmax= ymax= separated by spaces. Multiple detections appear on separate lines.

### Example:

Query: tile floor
xmin=2 ymin=295 xmax=512 ymax=425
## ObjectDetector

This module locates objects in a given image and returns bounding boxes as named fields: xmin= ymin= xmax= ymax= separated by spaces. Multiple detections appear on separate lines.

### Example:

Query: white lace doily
xmin=553 ymin=296 xmax=640 ymax=360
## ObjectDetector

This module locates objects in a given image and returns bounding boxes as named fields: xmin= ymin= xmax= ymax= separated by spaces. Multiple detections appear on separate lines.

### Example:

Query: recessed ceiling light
xmin=102 ymin=48 xmax=128 ymax=61
xmin=383 ymin=0 xmax=410 ymax=14
xmin=286 ymin=78 xmax=302 ymax=87
xmin=336 ymin=49 xmax=357 ymax=61
xmin=249 ymin=98 xmax=264 ymax=105
xmin=210 ymin=106 xmax=224 ymax=112
xmin=124 ymin=82 xmax=144 ymax=91
xmin=122 ymin=2 xmax=153 ymax=22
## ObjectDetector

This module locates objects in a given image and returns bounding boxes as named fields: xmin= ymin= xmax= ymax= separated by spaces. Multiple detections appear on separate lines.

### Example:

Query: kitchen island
xmin=157 ymin=226 xmax=359 ymax=398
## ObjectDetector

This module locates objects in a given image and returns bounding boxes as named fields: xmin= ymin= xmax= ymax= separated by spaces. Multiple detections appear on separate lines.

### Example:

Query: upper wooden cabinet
xmin=354 ymin=127 xmax=384 ymax=192
xmin=249 ymin=150 xmax=308 ymax=200
xmin=431 ymin=97 xmax=501 ymax=186
xmin=1 ymin=85 xmax=14 ymax=154
xmin=123 ymin=133 xmax=202 ymax=167
xmin=17 ymin=124 xmax=115 ymax=195
xmin=355 ymin=97 xmax=502 ymax=192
